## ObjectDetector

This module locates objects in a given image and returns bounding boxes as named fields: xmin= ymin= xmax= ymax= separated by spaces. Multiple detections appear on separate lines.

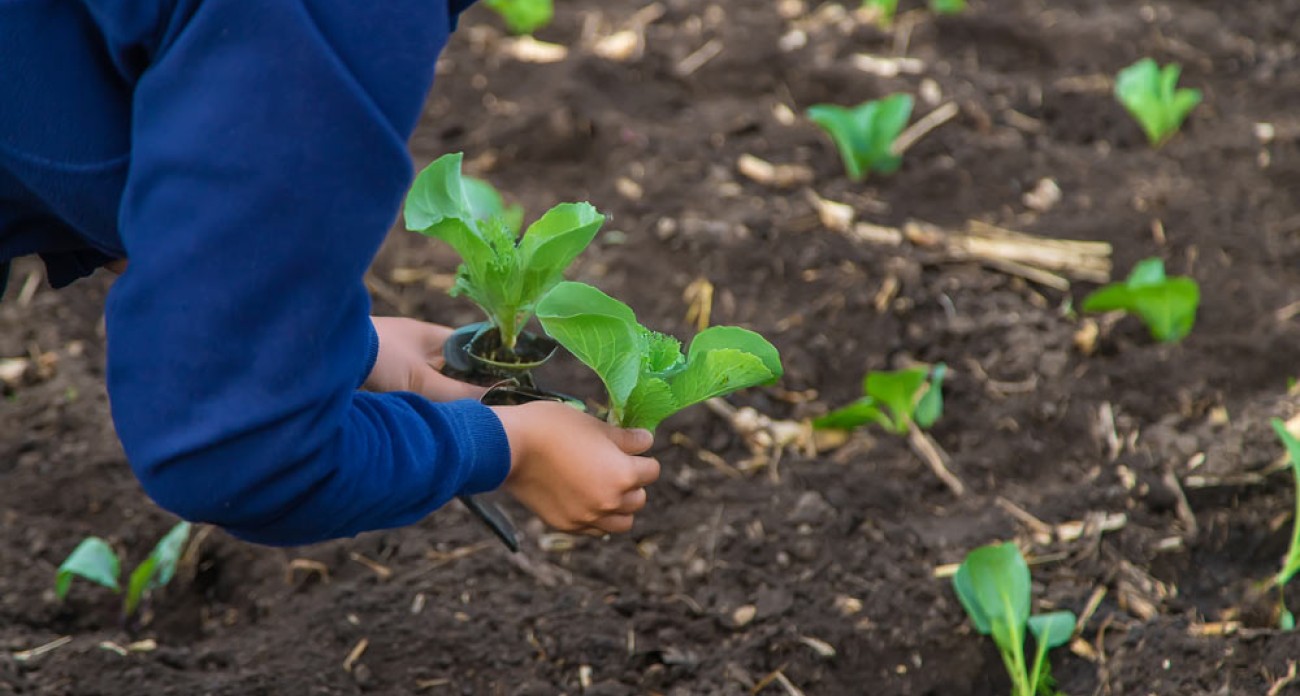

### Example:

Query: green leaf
xmin=517 ymin=203 xmax=604 ymax=305
xmin=687 ymin=326 xmax=784 ymax=382
xmin=643 ymin=331 xmax=686 ymax=377
xmin=55 ymin=537 xmax=120 ymax=599
xmin=623 ymin=377 xmax=677 ymax=432
xmin=1079 ymin=283 xmax=1136 ymax=314
xmin=1081 ymin=258 xmax=1199 ymax=343
xmin=812 ymin=397 xmax=894 ymax=431
xmin=952 ymin=542 xmax=1031 ymax=650
xmin=914 ymin=363 xmax=947 ymax=430
xmin=1115 ymin=59 xmax=1201 ymax=147
xmin=865 ymin=367 xmax=929 ymax=434
xmin=928 ymin=0 xmax=966 ymax=14
xmin=1126 ymin=257 xmax=1167 ymax=287
xmin=807 ymin=94 xmax=914 ymax=181
xmin=662 ymin=349 xmax=777 ymax=430
xmin=404 ymin=153 xmax=476 ymax=234
xmin=862 ymin=0 xmax=900 ymax=24
xmin=123 ymin=521 xmax=190 ymax=616
xmin=483 ymin=0 xmax=554 ymax=34
xmin=1282 ymin=607 xmax=1296 ymax=631
xmin=1272 ymin=418 xmax=1300 ymax=588
xmin=1027 ymin=612 xmax=1076 ymax=650
xmin=536 ymin=282 xmax=644 ymax=408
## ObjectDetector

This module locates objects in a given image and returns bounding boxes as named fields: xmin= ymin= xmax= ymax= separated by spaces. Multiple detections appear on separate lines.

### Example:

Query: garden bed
xmin=4 ymin=0 xmax=1300 ymax=693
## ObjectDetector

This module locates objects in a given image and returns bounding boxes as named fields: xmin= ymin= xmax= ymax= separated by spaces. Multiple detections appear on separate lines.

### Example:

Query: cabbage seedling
xmin=1114 ymin=58 xmax=1202 ymax=147
xmin=1081 ymin=257 xmax=1199 ymax=343
xmin=813 ymin=363 xmax=946 ymax=436
xmin=55 ymin=521 xmax=191 ymax=618
xmin=861 ymin=0 xmax=900 ymax=25
xmin=1270 ymin=418 xmax=1300 ymax=629
xmin=807 ymin=94 xmax=914 ymax=181
xmin=535 ymin=281 xmax=783 ymax=431
xmin=404 ymin=152 xmax=604 ymax=363
xmin=483 ymin=0 xmax=553 ymax=35
xmin=953 ymin=543 xmax=1076 ymax=696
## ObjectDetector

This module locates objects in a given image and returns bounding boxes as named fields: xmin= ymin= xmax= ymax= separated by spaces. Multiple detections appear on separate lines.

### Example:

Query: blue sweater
xmin=0 ymin=1 xmax=512 ymax=546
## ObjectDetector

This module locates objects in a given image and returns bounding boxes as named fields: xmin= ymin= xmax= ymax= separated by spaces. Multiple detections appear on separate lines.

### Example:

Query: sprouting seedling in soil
xmin=812 ymin=363 xmax=946 ymax=436
xmin=482 ymin=0 xmax=553 ymax=35
xmin=1114 ymin=58 xmax=1202 ymax=147
xmin=928 ymin=0 xmax=966 ymax=14
xmin=55 ymin=521 xmax=191 ymax=618
xmin=1080 ymin=257 xmax=1199 ymax=343
xmin=861 ymin=0 xmax=900 ymax=25
xmin=404 ymin=152 xmax=604 ymax=355
xmin=1270 ymin=418 xmax=1300 ymax=629
xmin=535 ymin=281 xmax=783 ymax=431
xmin=806 ymin=93 xmax=914 ymax=182
xmin=953 ymin=542 xmax=1077 ymax=696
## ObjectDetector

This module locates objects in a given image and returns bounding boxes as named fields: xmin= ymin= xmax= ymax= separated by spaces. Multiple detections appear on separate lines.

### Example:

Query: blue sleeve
xmin=104 ymin=0 xmax=511 ymax=546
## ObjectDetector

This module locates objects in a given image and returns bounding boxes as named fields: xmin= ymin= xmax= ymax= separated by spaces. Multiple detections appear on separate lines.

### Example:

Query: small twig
xmin=751 ymin=665 xmax=790 ymax=695
xmin=1163 ymin=468 xmax=1199 ymax=541
xmin=1267 ymin=661 xmax=1299 ymax=696
xmin=349 ymin=552 xmax=393 ymax=581
xmin=995 ymin=497 xmax=1054 ymax=540
xmin=12 ymin=636 xmax=72 ymax=662
xmin=893 ymin=102 xmax=959 ymax=155
xmin=907 ymin=427 xmax=965 ymax=496
xmin=342 ymin=638 xmax=368 ymax=673
xmin=676 ymin=38 xmax=723 ymax=76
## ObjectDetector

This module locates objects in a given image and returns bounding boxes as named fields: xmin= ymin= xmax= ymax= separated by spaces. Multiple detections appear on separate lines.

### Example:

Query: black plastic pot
xmin=442 ymin=321 xmax=558 ymax=388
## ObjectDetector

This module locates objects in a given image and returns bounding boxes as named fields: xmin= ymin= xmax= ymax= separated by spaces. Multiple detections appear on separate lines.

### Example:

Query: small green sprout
xmin=813 ymin=363 xmax=946 ymax=436
xmin=861 ymin=0 xmax=900 ymax=25
xmin=1270 ymin=418 xmax=1300 ymax=629
xmin=807 ymin=93 xmax=914 ymax=181
xmin=953 ymin=543 xmax=1076 ymax=696
xmin=404 ymin=152 xmax=604 ymax=354
xmin=55 ymin=521 xmax=191 ymax=617
xmin=1114 ymin=58 xmax=1202 ymax=147
xmin=928 ymin=0 xmax=967 ymax=14
xmin=1081 ymin=257 xmax=1199 ymax=343
xmin=535 ymin=281 xmax=783 ymax=431
xmin=482 ymin=0 xmax=553 ymax=35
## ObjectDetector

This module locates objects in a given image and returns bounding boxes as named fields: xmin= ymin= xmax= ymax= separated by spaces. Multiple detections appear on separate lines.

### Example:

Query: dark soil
xmin=6 ymin=0 xmax=1300 ymax=694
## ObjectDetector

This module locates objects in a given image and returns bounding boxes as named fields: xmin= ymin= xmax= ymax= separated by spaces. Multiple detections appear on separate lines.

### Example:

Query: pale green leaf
xmin=914 ymin=363 xmax=947 ymax=430
xmin=952 ymin=542 xmax=1031 ymax=650
xmin=807 ymin=94 xmax=913 ymax=181
xmin=1126 ymin=257 xmax=1167 ymax=288
xmin=812 ymin=397 xmax=894 ymax=431
xmin=483 ymin=0 xmax=553 ymax=34
xmin=623 ymin=377 xmax=678 ymax=432
xmin=687 ymin=326 xmax=783 ymax=381
xmin=1027 ymin=611 xmax=1076 ymax=650
xmin=865 ymin=367 xmax=929 ymax=434
xmin=536 ymin=282 xmax=643 ymax=408
xmin=668 ymin=349 xmax=776 ymax=419
xmin=56 ymin=537 xmax=120 ymax=599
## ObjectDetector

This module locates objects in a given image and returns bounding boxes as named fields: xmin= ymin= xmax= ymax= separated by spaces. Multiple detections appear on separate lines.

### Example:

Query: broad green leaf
xmin=124 ymin=557 xmax=157 ymax=617
xmin=1079 ymin=283 xmax=1136 ymax=314
xmin=517 ymin=203 xmax=604 ymax=303
xmin=667 ymin=349 xmax=777 ymax=428
xmin=623 ymin=377 xmax=677 ymax=432
xmin=865 ymin=367 xmax=929 ymax=434
xmin=812 ymin=397 xmax=894 ymax=431
xmin=1115 ymin=59 xmax=1200 ymax=147
xmin=404 ymin=153 xmax=475 ymax=233
xmin=1027 ymin=611 xmax=1076 ymax=649
xmin=687 ymin=326 xmax=783 ymax=382
xmin=1126 ymin=257 xmax=1167 ymax=287
xmin=1130 ymin=278 xmax=1199 ymax=342
xmin=145 ymin=521 xmax=191 ymax=590
xmin=807 ymin=94 xmax=913 ymax=181
xmin=536 ymin=282 xmax=643 ymax=407
xmin=56 ymin=537 xmax=120 ymax=599
xmin=953 ymin=542 xmax=1031 ymax=650
xmin=1283 ymin=607 xmax=1296 ymax=631
xmin=462 ymin=176 xmax=507 ymax=224
xmin=914 ymin=363 xmax=947 ymax=430
xmin=483 ymin=0 xmax=553 ymax=34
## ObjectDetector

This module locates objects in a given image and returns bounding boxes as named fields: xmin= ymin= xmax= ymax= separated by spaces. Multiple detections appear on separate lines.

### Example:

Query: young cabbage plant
xmin=55 ymin=521 xmax=191 ymax=618
xmin=812 ymin=363 xmax=946 ymax=436
xmin=1114 ymin=58 xmax=1202 ymax=147
xmin=928 ymin=0 xmax=966 ymax=14
xmin=807 ymin=93 xmax=914 ymax=181
xmin=1271 ymin=418 xmax=1300 ymax=629
xmin=861 ymin=0 xmax=900 ymax=25
xmin=1081 ymin=257 xmax=1199 ymax=343
xmin=954 ymin=543 xmax=1076 ymax=696
xmin=404 ymin=152 xmax=604 ymax=356
xmin=535 ymin=281 xmax=783 ymax=431
xmin=482 ymin=0 xmax=554 ymax=35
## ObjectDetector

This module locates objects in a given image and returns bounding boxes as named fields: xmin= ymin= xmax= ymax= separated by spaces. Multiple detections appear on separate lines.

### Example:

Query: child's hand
xmin=493 ymin=401 xmax=661 ymax=535
xmin=364 ymin=317 xmax=485 ymax=402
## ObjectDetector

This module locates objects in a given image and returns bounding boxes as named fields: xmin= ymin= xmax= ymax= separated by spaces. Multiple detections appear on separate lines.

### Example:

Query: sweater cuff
xmin=360 ymin=319 xmax=380 ymax=388
xmin=447 ymin=399 xmax=512 ymax=495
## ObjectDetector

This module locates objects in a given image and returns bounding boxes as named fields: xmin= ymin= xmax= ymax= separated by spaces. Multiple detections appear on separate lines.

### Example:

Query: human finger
xmin=616 ymin=487 xmax=647 ymax=514
xmin=606 ymin=425 xmax=654 ymax=455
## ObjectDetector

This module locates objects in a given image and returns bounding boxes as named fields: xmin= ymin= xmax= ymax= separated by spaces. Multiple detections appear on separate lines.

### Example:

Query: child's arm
xmin=105 ymin=1 xmax=645 ymax=546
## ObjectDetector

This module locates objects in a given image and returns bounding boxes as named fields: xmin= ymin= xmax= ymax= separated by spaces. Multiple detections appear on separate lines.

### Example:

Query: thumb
xmin=411 ymin=365 xmax=487 ymax=402
xmin=607 ymin=425 xmax=654 ymax=455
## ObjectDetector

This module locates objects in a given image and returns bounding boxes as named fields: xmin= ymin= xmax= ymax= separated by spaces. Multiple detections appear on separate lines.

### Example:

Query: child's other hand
xmin=365 ymin=317 xmax=485 ymax=402
xmin=493 ymin=402 xmax=660 ymax=535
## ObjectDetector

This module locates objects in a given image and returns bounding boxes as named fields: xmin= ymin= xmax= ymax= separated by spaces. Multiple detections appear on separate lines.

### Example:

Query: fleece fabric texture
xmin=0 ymin=0 xmax=510 ymax=546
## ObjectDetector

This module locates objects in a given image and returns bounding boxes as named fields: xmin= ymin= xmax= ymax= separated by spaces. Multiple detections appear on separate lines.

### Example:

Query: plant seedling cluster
xmin=1114 ymin=58 xmax=1202 ymax=147
xmin=404 ymin=153 xmax=604 ymax=360
xmin=954 ymin=543 xmax=1076 ymax=696
xmin=536 ymin=281 xmax=783 ymax=431
xmin=1081 ymin=257 xmax=1199 ymax=343
xmin=482 ymin=0 xmax=553 ymax=35
xmin=1271 ymin=418 xmax=1300 ymax=629
xmin=807 ymin=94 xmax=914 ymax=181
xmin=813 ymin=363 xmax=946 ymax=435
xmin=55 ymin=521 xmax=191 ymax=618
